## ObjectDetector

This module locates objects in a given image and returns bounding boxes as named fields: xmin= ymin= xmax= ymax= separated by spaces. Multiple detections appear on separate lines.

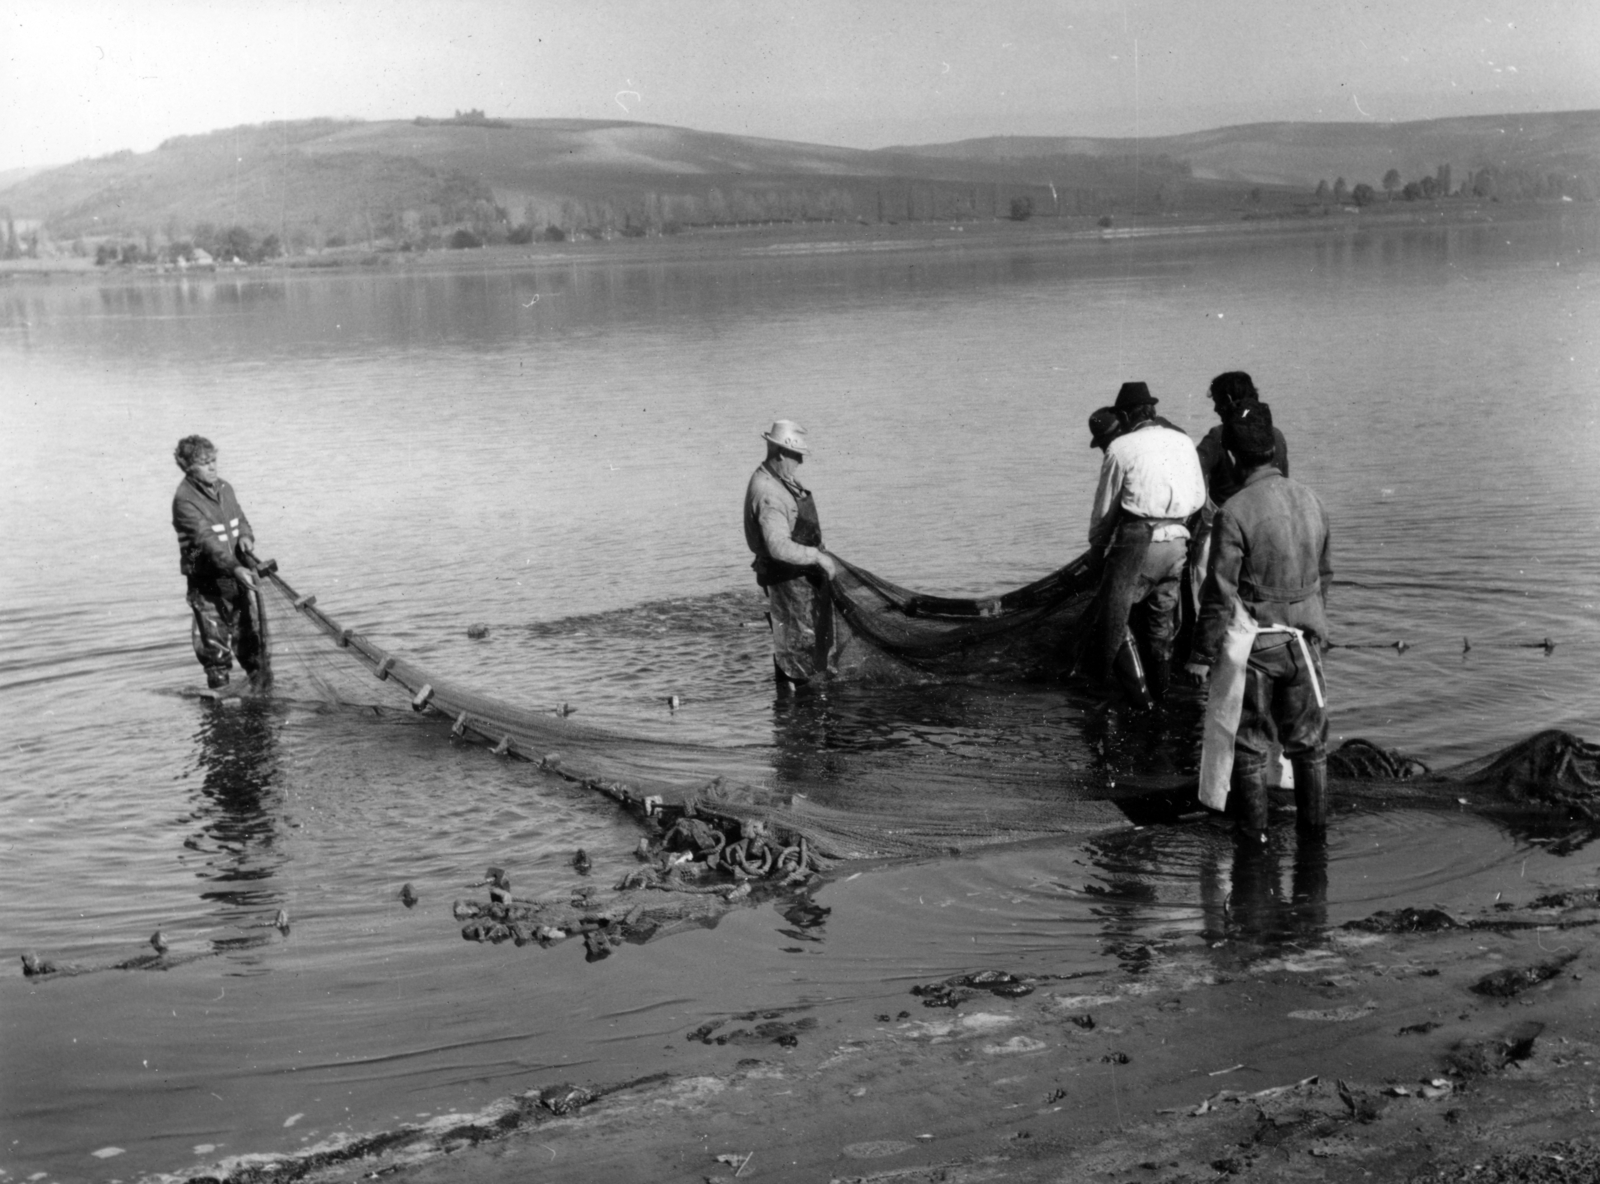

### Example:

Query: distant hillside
xmin=4 ymin=110 xmax=1596 ymax=259
xmin=895 ymin=110 xmax=1600 ymax=194
xmin=3 ymin=116 xmax=1220 ymax=255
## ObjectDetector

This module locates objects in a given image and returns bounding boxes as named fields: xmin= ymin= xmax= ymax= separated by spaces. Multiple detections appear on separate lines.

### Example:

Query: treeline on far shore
xmin=6 ymin=151 xmax=1593 ymax=272
xmin=1312 ymin=161 xmax=1595 ymax=206
xmin=4 ymin=155 xmax=1207 ymax=266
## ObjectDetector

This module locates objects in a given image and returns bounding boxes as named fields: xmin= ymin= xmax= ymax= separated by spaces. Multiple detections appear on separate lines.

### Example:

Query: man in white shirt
xmin=1085 ymin=382 xmax=1207 ymax=703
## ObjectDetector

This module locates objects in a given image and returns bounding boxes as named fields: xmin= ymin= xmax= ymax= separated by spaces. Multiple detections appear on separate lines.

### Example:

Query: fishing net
xmin=247 ymin=559 xmax=1126 ymax=865
xmin=1328 ymin=731 xmax=1600 ymax=821
xmin=247 ymin=558 xmax=1599 ymax=873
xmin=826 ymin=552 xmax=1099 ymax=681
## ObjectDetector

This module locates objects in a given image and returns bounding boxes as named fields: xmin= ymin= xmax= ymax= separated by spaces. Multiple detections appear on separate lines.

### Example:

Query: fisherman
xmin=1186 ymin=402 xmax=1332 ymax=840
xmin=1195 ymin=371 xmax=1289 ymax=507
xmin=1183 ymin=373 xmax=1291 ymax=651
xmin=1085 ymin=382 xmax=1206 ymax=702
xmin=171 ymin=435 xmax=263 ymax=691
xmin=744 ymin=420 xmax=841 ymax=683
xmin=1087 ymin=406 xmax=1124 ymax=453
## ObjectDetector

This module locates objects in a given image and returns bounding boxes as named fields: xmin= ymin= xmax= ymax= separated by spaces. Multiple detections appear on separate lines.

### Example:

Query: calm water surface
xmin=2 ymin=214 xmax=1598 ymax=1180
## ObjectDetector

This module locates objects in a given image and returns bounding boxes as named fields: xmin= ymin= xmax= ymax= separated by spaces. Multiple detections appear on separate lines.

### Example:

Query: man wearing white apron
xmin=1186 ymin=403 xmax=1332 ymax=841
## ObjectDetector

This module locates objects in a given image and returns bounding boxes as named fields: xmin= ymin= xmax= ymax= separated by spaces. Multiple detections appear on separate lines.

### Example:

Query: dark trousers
xmin=187 ymin=575 xmax=263 ymax=688
xmin=1234 ymin=638 xmax=1327 ymax=776
xmin=765 ymin=571 xmax=833 ymax=682
xmin=1094 ymin=525 xmax=1187 ymax=678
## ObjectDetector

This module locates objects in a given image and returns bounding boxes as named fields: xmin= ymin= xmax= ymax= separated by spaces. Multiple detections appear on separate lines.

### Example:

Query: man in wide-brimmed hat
xmin=744 ymin=419 xmax=841 ymax=682
xmin=1085 ymin=381 xmax=1206 ymax=703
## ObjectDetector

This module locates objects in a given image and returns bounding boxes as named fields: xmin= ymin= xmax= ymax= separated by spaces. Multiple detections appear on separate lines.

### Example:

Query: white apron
xmin=1198 ymin=604 xmax=1325 ymax=812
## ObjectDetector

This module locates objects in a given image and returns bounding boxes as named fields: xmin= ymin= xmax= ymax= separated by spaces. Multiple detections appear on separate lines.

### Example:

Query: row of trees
xmin=94 ymin=223 xmax=283 ymax=266
xmin=1313 ymin=163 xmax=1596 ymax=205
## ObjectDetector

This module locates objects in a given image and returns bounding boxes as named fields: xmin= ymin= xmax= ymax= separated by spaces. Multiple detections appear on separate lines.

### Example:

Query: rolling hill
xmin=2 ymin=109 xmax=1596 ymax=258
xmin=894 ymin=110 xmax=1600 ymax=192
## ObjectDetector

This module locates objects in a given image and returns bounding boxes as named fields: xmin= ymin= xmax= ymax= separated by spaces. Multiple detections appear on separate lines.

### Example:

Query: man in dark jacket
xmin=1195 ymin=371 xmax=1289 ymax=506
xmin=1186 ymin=403 xmax=1332 ymax=838
xmin=171 ymin=435 xmax=264 ymax=690
xmin=1185 ymin=375 xmax=1291 ymax=655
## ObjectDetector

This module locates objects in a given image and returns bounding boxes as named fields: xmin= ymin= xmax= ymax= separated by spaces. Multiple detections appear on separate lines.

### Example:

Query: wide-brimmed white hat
xmin=761 ymin=419 xmax=810 ymax=454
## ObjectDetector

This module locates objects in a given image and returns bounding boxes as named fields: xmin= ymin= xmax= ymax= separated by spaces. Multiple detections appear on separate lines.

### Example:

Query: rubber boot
xmin=1231 ymin=763 xmax=1270 ymax=844
xmin=205 ymin=668 xmax=230 ymax=690
xmin=1292 ymin=756 xmax=1329 ymax=834
xmin=1113 ymin=630 xmax=1155 ymax=712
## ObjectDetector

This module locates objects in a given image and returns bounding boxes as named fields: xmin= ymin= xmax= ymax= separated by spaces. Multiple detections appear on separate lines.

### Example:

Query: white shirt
xmin=1089 ymin=422 xmax=1207 ymax=548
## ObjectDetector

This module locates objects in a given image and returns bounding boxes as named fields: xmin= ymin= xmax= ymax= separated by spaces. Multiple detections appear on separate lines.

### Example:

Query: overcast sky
xmin=4 ymin=0 xmax=1598 ymax=172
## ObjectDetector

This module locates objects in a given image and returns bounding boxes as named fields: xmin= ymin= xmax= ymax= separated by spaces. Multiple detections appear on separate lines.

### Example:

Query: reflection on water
xmin=1218 ymin=830 xmax=1330 ymax=948
xmin=1086 ymin=820 xmax=1363 ymax=969
xmin=183 ymin=701 xmax=287 ymax=921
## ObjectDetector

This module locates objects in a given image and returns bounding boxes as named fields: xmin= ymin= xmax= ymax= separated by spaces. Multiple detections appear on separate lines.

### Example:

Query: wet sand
xmin=198 ymin=831 xmax=1598 ymax=1184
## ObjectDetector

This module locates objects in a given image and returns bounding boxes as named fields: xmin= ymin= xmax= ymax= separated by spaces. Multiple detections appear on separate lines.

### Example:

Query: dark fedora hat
xmin=1113 ymin=381 xmax=1157 ymax=410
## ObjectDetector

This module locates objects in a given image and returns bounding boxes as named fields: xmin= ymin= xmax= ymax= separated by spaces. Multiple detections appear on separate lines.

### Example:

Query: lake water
xmin=2 ymin=213 xmax=1598 ymax=1181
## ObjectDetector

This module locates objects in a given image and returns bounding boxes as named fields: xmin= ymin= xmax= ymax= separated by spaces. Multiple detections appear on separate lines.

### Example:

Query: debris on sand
xmin=20 ymin=952 xmax=58 ymax=977
xmin=911 ymin=970 xmax=1035 ymax=1008
xmin=536 ymin=1083 xmax=594 ymax=1116
xmin=1288 ymin=1001 xmax=1379 ymax=1022
xmin=687 ymin=1012 xmax=816 ymax=1048
xmin=1470 ymin=952 xmax=1578 ymax=997
xmin=1445 ymin=1021 xmax=1544 ymax=1076
xmin=1409 ymin=1139 xmax=1600 ymax=1184
xmin=1345 ymin=907 xmax=1459 ymax=933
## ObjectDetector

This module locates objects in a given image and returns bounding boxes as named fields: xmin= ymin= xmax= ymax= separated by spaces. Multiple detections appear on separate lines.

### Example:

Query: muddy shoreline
xmin=171 ymin=823 xmax=1598 ymax=1184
